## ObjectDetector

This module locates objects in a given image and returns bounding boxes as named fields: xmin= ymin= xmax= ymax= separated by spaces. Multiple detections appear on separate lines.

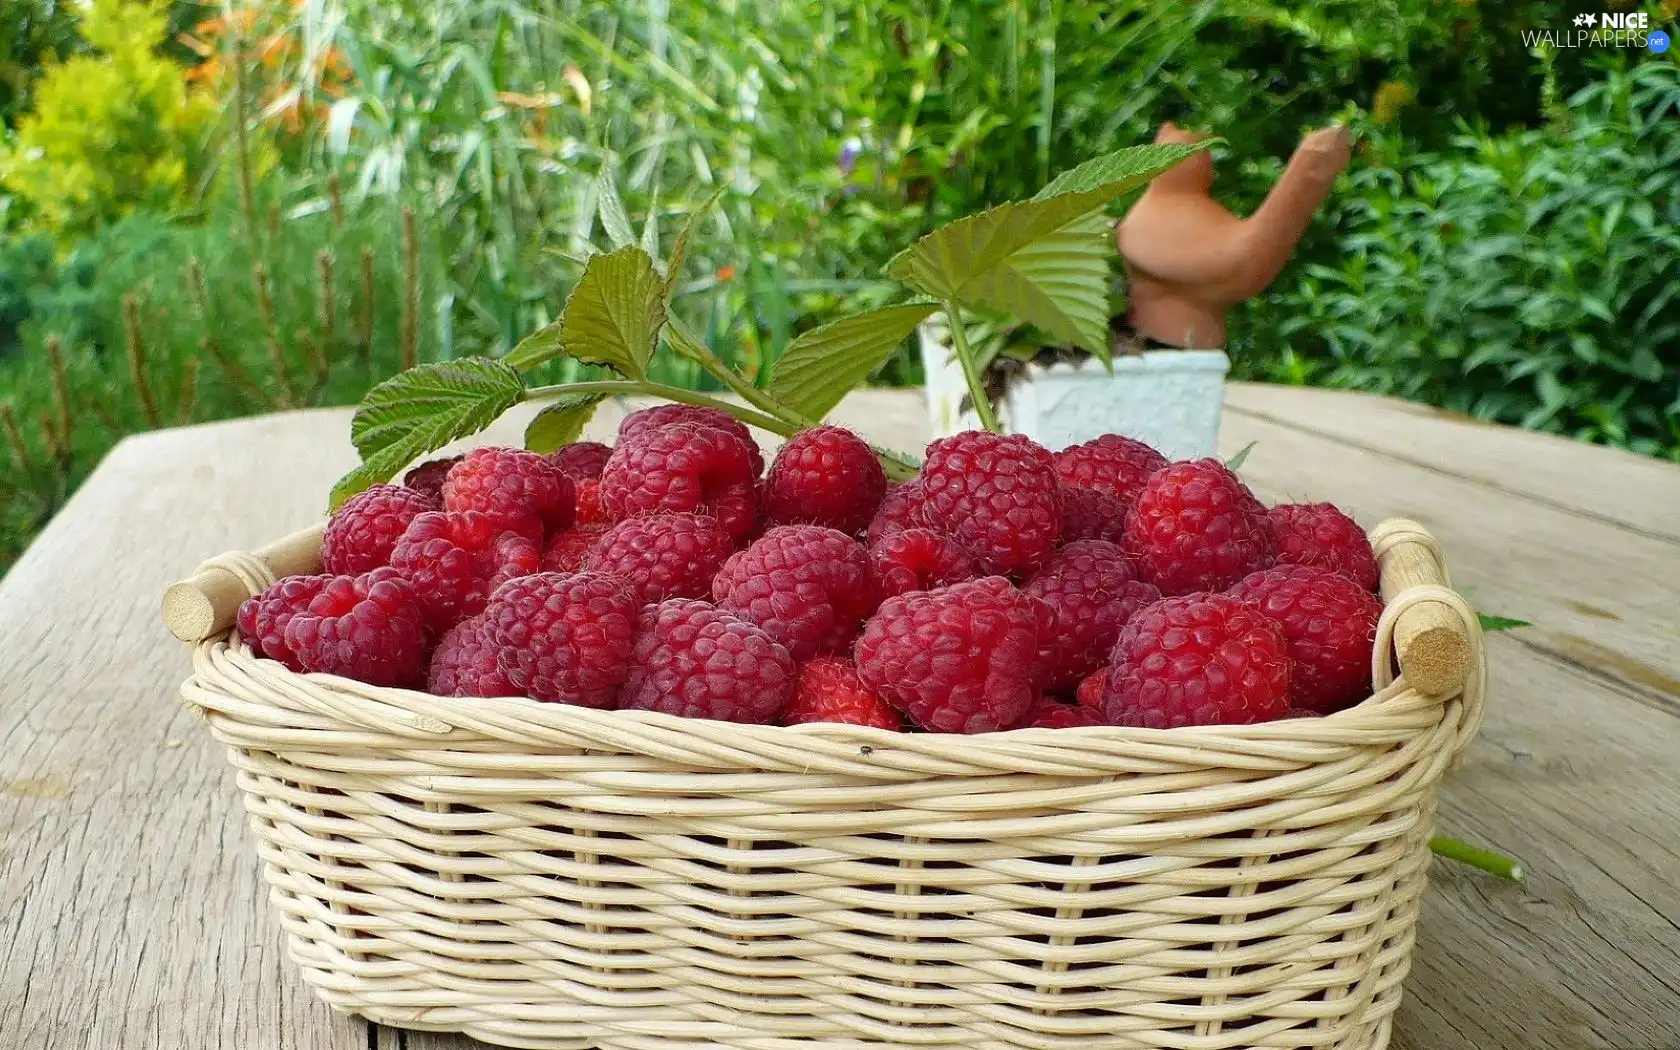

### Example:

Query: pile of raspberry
xmin=239 ymin=409 xmax=1387 ymax=733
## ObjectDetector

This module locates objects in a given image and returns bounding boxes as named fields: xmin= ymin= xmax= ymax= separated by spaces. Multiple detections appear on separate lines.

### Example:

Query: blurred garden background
xmin=0 ymin=0 xmax=1677 ymax=574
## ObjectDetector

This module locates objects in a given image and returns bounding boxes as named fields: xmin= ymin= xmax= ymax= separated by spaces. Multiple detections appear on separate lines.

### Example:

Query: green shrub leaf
xmin=524 ymin=394 xmax=606 ymax=454
xmin=951 ymin=211 xmax=1113 ymax=359
xmin=333 ymin=357 xmax=525 ymax=509
xmin=1478 ymin=612 xmax=1531 ymax=632
xmin=767 ymin=302 xmax=940 ymax=421
xmin=508 ymin=246 xmax=666 ymax=377
xmin=883 ymin=141 xmax=1213 ymax=303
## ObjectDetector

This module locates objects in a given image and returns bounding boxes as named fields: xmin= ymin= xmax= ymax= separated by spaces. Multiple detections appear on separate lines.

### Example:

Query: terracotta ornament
xmin=1117 ymin=121 xmax=1352 ymax=349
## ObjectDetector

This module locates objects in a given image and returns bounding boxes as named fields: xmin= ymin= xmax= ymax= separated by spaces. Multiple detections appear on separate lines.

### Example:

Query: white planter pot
xmin=918 ymin=318 xmax=1229 ymax=460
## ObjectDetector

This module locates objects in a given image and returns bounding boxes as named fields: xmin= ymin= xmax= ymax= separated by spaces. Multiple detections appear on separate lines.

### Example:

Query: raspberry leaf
xmin=883 ymin=140 xmax=1214 ymax=306
xmin=949 ymin=211 xmax=1113 ymax=359
xmin=1477 ymin=612 xmax=1531 ymax=632
xmin=765 ymin=302 xmax=941 ymax=420
xmin=508 ymin=246 xmax=666 ymax=377
xmin=332 ymin=357 xmax=525 ymax=510
xmin=524 ymin=394 xmax=605 ymax=454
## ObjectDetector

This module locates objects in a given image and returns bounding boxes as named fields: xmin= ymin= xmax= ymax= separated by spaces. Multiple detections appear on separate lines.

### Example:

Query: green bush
xmin=1234 ymin=61 xmax=1680 ymax=459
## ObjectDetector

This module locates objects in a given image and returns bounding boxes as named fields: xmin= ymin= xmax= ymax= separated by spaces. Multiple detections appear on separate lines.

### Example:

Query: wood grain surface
xmin=3 ymin=385 xmax=1677 ymax=1050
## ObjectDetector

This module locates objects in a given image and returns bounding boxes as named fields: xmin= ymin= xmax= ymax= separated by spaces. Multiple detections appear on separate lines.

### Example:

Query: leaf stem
xmin=524 ymin=380 xmax=797 ymax=438
xmin=943 ymin=301 xmax=1002 ymax=433
xmin=1430 ymin=835 xmax=1525 ymax=882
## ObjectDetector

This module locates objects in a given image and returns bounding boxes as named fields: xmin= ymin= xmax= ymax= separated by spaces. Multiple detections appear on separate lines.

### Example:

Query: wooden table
xmin=4 ymin=384 xmax=1679 ymax=1050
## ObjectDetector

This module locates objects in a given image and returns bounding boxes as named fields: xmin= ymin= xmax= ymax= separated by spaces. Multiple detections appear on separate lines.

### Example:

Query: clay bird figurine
xmin=1117 ymin=121 xmax=1352 ymax=349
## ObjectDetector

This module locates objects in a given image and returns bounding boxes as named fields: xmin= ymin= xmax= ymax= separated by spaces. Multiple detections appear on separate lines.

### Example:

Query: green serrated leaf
xmin=952 ymin=211 xmax=1113 ymax=358
xmin=1478 ymin=612 xmax=1531 ymax=632
xmin=524 ymin=394 xmax=605 ymax=454
xmin=513 ymin=246 xmax=666 ymax=377
xmin=1225 ymin=440 xmax=1258 ymax=471
xmin=766 ymin=303 xmax=940 ymax=421
xmin=350 ymin=358 xmax=525 ymax=458
xmin=665 ymin=185 xmax=726 ymax=295
xmin=506 ymin=321 xmax=560 ymax=371
xmin=596 ymin=167 xmax=636 ymax=250
xmin=883 ymin=140 xmax=1213 ymax=303
xmin=333 ymin=357 xmax=526 ymax=510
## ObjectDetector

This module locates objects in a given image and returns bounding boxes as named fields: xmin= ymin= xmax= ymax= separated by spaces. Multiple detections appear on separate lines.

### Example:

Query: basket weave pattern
xmin=178 ymin=521 xmax=1485 ymax=1050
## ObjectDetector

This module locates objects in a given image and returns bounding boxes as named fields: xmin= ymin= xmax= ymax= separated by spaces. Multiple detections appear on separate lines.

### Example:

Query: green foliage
xmin=765 ymin=303 xmax=940 ymax=421
xmin=0 ymin=0 xmax=80 ymax=130
xmin=0 ymin=0 xmax=217 ymax=237
xmin=524 ymin=394 xmax=604 ymax=455
xmin=1237 ymin=62 xmax=1680 ymax=460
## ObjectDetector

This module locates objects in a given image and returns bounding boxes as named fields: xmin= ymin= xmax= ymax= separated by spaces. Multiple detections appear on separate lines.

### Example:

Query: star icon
xmin=1574 ymin=12 xmax=1597 ymax=26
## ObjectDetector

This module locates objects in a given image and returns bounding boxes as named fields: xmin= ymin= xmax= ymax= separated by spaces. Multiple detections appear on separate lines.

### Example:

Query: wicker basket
xmin=162 ymin=517 xmax=1484 ymax=1050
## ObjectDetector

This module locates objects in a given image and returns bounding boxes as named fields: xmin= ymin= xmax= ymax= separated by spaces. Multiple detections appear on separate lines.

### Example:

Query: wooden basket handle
xmin=162 ymin=522 xmax=326 ymax=643
xmin=1370 ymin=518 xmax=1473 ymax=696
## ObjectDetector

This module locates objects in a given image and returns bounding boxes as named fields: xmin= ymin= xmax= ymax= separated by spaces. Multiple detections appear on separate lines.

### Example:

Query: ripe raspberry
xmin=322 ymin=484 xmax=437 ymax=575
xmin=1123 ymin=459 xmax=1274 ymax=595
xmin=1059 ymin=483 xmax=1129 ymax=544
xmin=618 ymin=403 xmax=765 ymax=475
xmin=585 ymin=513 xmax=735 ymax=603
xmin=783 ymin=656 xmax=902 ymax=730
xmin=619 ymin=599 xmax=796 ymax=723
xmin=281 ymin=568 xmax=430 ymax=687
xmin=403 ymin=456 xmax=461 ymax=502
xmin=869 ymin=527 xmax=978 ymax=598
xmin=427 ymin=616 xmax=517 ymax=698
xmin=865 ymin=480 xmax=936 ymax=544
xmin=761 ymin=426 xmax=887 ymax=533
xmin=391 ymin=511 xmax=541 ymax=632
xmin=1268 ymin=503 xmax=1380 ymax=592
xmin=1015 ymin=697 xmax=1107 ymax=729
xmin=1024 ymin=540 xmax=1162 ymax=690
xmin=237 ymin=574 xmax=329 ymax=670
xmin=1054 ymin=434 xmax=1167 ymax=504
xmin=548 ymin=441 xmax=613 ymax=481
xmin=574 ymin=478 xmax=606 ymax=525
xmin=482 ymin=572 xmax=639 ymax=707
xmin=711 ymin=525 xmax=876 ymax=661
xmin=855 ymin=576 xmax=1042 ymax=734
xmin=1227 ymin=565 xmax=1382 ymax=714
xmin=600 ymin=423 xmax=760 ymax=540
xmin=1075 ymin=669 xmax=1105 ymax=709
xmin=541 ymin=523 xmax=612 ymax=573
xmin=1102 ymin=592 xmax=1290 ymax=729
xmin=442 ymin=447 xmax=573 ymax=534
xmin=921 ymin=431 xmax=1061 ymax=575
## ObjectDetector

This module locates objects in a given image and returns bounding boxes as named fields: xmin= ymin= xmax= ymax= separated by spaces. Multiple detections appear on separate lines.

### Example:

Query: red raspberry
xmin=391 ymin=510 xmax=541 ymax=632
xmin=711 ymin=525 xmax=876 ymax=661
xmin=1054 ymin=434 xmax=1167 ymax=504
xmin=403 ymin=456 xmax=461 ymax=502
xmin=619 ymin=599 xmax=796 ymax=723
xmin=1227 ymin=565 xmax=1382 ymax=714
xmin=1015 ymin=697 xmax=1107 ymax=729
xmin=1102 ymin=592 xmax=1290 ymax=729
xmin=482 ymin=572 xmax=638 ymax=707
xmin=443 ymin=447 xmax=573 ymax=534
xmin=1123 ymin=459 xmax=1274 ymax=595
xmin=761 ymin=425 xmax=887 ymax=533
xmin=921 ymin=431 xmax=1061 ymax=575
xmin=870 ymin=528 xmax=978 ymax=598
xmin=574 ymin=478 xmax=606 ymax=525
xmin=586 ymin=513 xmax=735 ymax=603
xmin=855 ymin=576 xmax=1042 ymax=734
xmin=281 ymin=568 xmax=430 ymax=687
xmin=1075 ymin=670 xmax=1105 ymax=709
xmin=237 ymin=574 xmax=329 ymax=669
xmin=548 ymin=441 xmax=613 ymax=480
xmin=1059 ymin=483 xmax=1129 ymax=544
xmin=783 ymin=656 xmax=902 ymax=730
xmin=541 ymin=523 xmax=612 ymax=573
xmin=1024 ymin=540 xmax=1162 ymax=690
xmin=427 ymin=616 xmax=517 ymax=698
xmin=865 ymin=479 xmax=936 ymax=544
xmin=600 ymin=423 xmax=760 ymax=540
xmin=1268 ymin=503 xmax=1380 ymax=592
xmin=618 ymin=403 xmax=765 ymax=475
xmin=322 ymin=484 xmax=437 ymax=575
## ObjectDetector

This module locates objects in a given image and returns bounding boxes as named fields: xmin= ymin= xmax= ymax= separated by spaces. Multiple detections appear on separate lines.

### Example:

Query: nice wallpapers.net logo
xmin=1520 ymin=11 xmax=1672 ymax=52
